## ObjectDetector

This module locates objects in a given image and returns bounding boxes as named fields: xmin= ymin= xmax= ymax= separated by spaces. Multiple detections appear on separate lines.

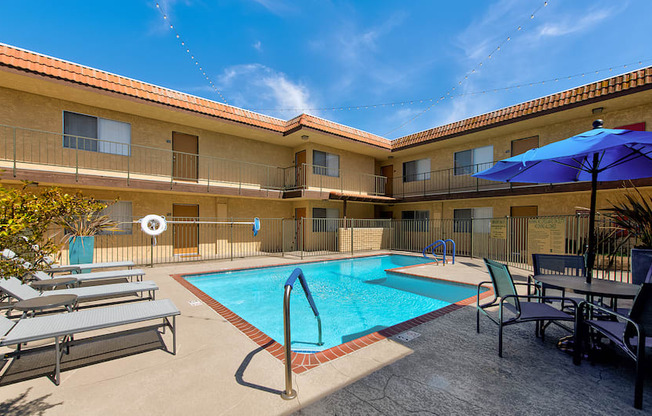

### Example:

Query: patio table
xmin=14 ymin=294 xmax=78 ymax=318
xmin=30 ymin=277 xmax=78 ymax=292
xmin=534 ymin=274 xmax=640 ymax=300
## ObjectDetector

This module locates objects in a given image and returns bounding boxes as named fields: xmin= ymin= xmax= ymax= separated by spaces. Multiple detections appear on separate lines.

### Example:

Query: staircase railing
xmin=281 ymin=268 xmax=323 ymax=400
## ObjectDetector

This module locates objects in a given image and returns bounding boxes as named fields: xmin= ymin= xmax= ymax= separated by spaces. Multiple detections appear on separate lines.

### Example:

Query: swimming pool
xmin=184 ymin=255 xmax=480 ymax=352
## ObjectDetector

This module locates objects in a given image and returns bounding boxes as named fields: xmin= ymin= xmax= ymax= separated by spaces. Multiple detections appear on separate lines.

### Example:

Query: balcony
xmin=0 ymin=124 xmax=387 ymax=198
xmin=284 ymin=163 xmax=387 ymax=198
xmin=387 ymin=161 xmax=541 ymax=200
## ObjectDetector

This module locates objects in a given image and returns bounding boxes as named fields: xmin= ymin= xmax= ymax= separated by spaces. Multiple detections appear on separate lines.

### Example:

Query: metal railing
xmin=0 ymin=124 xmax=387 ymax=196
xmin=44 ymin=215 xmax=636 ymax=282
xmin=389 ymin=161 xmax=540 ymax=198
xmin=285 ymin=163 xmax=387 ymax=196
xmin=281 ymin=268 xmax=322 ymax=400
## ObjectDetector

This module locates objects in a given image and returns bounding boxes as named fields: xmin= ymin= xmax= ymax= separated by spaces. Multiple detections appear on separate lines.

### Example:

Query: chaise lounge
xmin=0 ymin=299 xmax=179 ymax=385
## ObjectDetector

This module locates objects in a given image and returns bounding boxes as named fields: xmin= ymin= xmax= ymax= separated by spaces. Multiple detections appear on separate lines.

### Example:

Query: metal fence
xmin=46 ymin=214 xmax=636 ymax=282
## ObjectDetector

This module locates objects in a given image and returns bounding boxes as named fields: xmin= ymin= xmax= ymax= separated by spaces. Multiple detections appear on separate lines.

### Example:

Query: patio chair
xmin=531 ymin=254 xmax=586 ymax=311
xmin=0 ymin=299 xmax=179 ymax=385
xmin=0 ymin=276 xmax=157 ymax=309
xmin=478 ymin=258 xmax=576 ymax=357
xmin=32 ymin=269 xmax=146 ymax=284
xmin=574 ymin=283 xmax=652 ymax=409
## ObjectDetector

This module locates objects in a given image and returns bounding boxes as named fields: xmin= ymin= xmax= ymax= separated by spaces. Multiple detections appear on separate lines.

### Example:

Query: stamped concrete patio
xmin=1 ymin=252 xmax=650 ymax=415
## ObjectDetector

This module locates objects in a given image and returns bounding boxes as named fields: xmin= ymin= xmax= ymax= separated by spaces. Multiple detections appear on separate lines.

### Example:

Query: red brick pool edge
xmin=171 ymin=271 xmax=494 ymax=374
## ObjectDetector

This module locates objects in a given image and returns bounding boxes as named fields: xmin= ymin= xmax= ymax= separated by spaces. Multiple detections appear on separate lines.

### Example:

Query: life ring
xmin=141 ymin=215 xmax=167 ymax=236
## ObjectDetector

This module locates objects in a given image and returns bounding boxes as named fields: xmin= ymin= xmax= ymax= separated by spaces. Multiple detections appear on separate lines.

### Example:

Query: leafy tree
xmin=0 ymin=183 xmax=109 ymax=280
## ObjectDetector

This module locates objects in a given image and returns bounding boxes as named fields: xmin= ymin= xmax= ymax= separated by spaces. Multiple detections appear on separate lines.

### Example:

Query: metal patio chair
xmin=478 ymin=258 xmax=576 ymax=357
xmin=574 ymin=283 xmax=652 ymax=410
xmin=531 ymin=254 xmax=586 ymax=311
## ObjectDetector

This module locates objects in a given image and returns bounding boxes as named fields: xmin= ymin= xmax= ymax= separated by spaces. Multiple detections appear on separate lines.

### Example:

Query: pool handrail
xmin=281 ymin=268 xmax=323 ymax=400
xmin=422 ymin=240 xmax=446 ymax=264
xmin=444 ymin=239 xmax=456 ymax=264
xmin=422 ymin=239 xmax=456 ymax=265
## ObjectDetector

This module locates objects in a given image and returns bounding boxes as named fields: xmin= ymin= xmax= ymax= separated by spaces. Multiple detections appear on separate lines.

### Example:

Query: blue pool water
xmin=185 ymin=255 xmax=480 ymax=352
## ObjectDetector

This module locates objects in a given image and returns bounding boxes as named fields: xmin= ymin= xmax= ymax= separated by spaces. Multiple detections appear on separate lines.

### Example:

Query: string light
xmin=155 ymin=3 xmax=228 ymax=104
xmin=382 ymin=0 xmax=551 ymax=137
xmin=246 ymin=58 xmax=651 ymax=113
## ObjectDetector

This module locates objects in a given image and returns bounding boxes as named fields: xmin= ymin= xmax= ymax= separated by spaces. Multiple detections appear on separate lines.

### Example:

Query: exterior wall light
xmin=592 ymin=107 xmax=604 ymax=115
xmin=301 ymin=135 xmax=309 ymax=141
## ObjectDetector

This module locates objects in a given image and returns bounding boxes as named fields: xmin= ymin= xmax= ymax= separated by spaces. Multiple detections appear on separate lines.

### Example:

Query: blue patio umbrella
xmin=473 ymin=120 xmax=652 ymax=282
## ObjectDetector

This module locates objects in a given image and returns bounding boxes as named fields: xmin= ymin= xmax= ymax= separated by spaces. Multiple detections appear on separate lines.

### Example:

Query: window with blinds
xmin=312 ymin=207 xmax=339 ymax=232
xmin=63 ymin=111 xmax=131 ymax=156
xmin=402 ymin=158 xmax=431 ymax=182
xmin=454 ymin=145 xmax=493 ymax=175
xmin=313 ymin=150 xmax=340 ymax=177
xmin=401 ymin=210 xmax=429 ymax=231
xmin=98 ymin=201 xmax=133 ymax=235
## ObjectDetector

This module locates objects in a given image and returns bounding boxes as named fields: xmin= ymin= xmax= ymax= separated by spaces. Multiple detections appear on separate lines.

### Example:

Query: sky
xmin=1 ymin=0 xmax=651 ymax=139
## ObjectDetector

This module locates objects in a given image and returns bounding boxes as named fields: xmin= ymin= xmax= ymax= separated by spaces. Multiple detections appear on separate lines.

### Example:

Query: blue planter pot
xmin=68 ymin=236 xmax=95 ymax=270
xmin=631 ymin=248 xmax=652 ymax=285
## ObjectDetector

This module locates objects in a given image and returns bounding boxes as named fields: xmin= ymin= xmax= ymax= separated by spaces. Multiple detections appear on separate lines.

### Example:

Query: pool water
xmin=185 ymin=255 xmax=480 ymax=352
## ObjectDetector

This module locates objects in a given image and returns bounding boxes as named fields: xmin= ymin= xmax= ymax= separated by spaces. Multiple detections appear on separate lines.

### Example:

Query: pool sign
xmin=527 ymin=217 xmax=566 ymax=254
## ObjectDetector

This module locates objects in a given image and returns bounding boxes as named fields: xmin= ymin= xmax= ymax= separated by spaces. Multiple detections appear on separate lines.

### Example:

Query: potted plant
xmin=605 ymin=185 xmax=652 ymax=285
xmin=55 ymin=199 xmax=117 ymax=267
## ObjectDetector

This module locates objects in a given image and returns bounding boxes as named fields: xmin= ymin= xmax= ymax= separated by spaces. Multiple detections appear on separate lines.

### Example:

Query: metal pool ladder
xmin=422 ymin=239 xmax=456 ymax=265
xmin=281 ymin=267 xmax=323 ymax=400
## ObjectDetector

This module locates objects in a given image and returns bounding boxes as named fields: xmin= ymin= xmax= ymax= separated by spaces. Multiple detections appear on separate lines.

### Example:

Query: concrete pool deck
xmin=1 ymin=252 xmax=649 ymax=415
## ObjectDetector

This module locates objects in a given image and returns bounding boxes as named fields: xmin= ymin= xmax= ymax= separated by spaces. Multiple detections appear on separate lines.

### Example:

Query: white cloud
xmin=217 ymin=64 xmax=316 ymax=117
xmin=536 ymin=8 xmax=614 ymax=38
xmin=252 ymin=40 xmax=262 ymax=51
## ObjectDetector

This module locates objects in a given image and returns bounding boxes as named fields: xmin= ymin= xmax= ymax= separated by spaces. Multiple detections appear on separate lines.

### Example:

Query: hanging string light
xmin=383 ymin=0 xmax=550 ymax=137
xmin=155 ymin=3 xmax=228 ymax=104
xmin=245 ymin=58 xmax=650 ymax=113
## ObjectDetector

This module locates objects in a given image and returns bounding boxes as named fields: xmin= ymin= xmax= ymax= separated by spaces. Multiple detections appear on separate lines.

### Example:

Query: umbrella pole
xmin=586 ymin=156 xmax=599 ymax=283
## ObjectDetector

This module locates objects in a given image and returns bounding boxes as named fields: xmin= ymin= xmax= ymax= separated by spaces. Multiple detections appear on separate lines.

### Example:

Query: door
xmin=295 ymin=207 xmax=306 ymax=250
xmin=511 ymin=136 xmax=539 ymax=156
xmin=172 ymin=132 xmax=198 ymax=182
xmin=381 ymin=165 xmax=393 ymax=196
xmin=173 ymin=204 xmax=199 ymax=256
xmin=295 ymin=150 xmax=306 ymax=188
xmin=510 ymin=205 xmax=538 ymax=263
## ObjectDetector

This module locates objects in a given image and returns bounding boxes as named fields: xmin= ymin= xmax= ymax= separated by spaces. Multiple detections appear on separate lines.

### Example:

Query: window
xmin=454 ymin=207 xmax=493 ymax=233
xmin=511 ymin=136 xmax=538 ymax=156
xmin=98 ymin=201 xmax=133 ymax=235
xmin=312 ymin=208 xmax=339 ymax=232
xmin=402 ymin=210 xmax=429 ymax=232
xmin=63 ymin=111 xmax=131 ymax=156
xmin=454 ymin=145 xmax=493 ymax=175
xmin=313 ymin=150 xmax=339 ymax=177
xmin=403 ymin=159 xmax=430 ymax=182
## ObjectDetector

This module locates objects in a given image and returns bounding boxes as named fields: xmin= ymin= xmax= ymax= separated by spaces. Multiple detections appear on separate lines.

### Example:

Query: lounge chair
xmin=0 ymin=299 xmax=179 ymax=385
xmin=574 ymin=283 xmax=652 ymax=409
xmin=478 ymin=258 xmax=576 ymax=357
xmin=0 ymin=276 xmax=157 ymax=309
xmin=32 ymin=269 xmax=146 ymax=284
xmin=46 ymin=260 xmax=135 ymax=274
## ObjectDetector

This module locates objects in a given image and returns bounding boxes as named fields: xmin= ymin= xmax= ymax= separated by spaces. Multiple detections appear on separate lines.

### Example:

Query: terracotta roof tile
xmin=0 ymin=43 xmax=390 ymax=149
xmin=393 ymin=64 xmax=652 ymax=149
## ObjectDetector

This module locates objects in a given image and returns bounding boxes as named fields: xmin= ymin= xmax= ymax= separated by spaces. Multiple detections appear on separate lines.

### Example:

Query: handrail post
xmin=75 ymin=140 xmax=79 ymax=182
xmin=230 ymin=219 xmax=234 ymax=261
xmin=281 ymin=218 xmax=285 ymax=257
xmin=470 ymin=217 xmax=474 ymax=259
xmin=127 ymin=150 xmax=130 ymax=186
xmin=12 ymin=127 xmax=17 ymax=177
xmin=281 ymin=285 xmax=297 ymax=400
xmin=350 ymin=219 xmax=354 ymax=256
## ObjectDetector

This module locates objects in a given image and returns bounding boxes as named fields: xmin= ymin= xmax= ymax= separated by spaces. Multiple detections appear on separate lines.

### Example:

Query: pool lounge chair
xmin=478 ymin=258 xmax=576 ymax=357
xmin=32 ymin=269 xmax=146 ymax=284
xmin=574 ymin=283 xmax=652 ymax=409
xmin=0 ymin=299 xmax=179 ymax=385
xmin=47 ymin=260 xmax=135 ymax=274
xmin=0 ymin=276 xmax=157 ymax=309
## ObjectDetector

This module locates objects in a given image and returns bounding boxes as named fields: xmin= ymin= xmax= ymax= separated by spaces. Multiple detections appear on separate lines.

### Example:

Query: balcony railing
xmin=388 ymin=161 xmax=537 ymax=198
xmin=284 ymin=163 xmax=387 ymax=196
xmin=0 ymin=124 xmax=386 ymax=196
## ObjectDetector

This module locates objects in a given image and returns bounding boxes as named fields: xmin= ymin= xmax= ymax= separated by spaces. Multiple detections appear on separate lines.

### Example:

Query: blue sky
xmin=1 ymin=0 xmax=651 ymax=139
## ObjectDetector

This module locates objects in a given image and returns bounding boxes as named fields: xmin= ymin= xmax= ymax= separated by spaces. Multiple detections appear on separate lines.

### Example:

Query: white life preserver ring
xmin=141 ymin=215 xmax=167 ymax=236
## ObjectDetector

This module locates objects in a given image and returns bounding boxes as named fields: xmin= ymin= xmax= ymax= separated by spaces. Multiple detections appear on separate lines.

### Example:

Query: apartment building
xmin=1 ymin=43 xmax=651 ymax=260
